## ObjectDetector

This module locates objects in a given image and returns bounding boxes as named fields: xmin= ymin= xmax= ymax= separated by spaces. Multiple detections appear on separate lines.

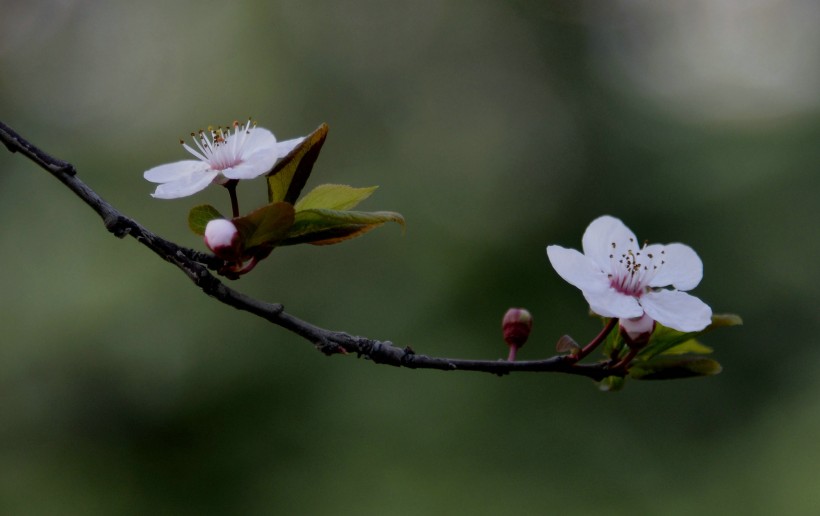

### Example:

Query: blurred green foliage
xmin=1 ymin=1 xmax=819 ymax=514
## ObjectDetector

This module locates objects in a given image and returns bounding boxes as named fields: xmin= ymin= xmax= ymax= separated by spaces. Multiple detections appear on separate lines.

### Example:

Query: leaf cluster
xmin=597 ymin=314 xmax=742 ymax=391
xmin=188 ymin=124 xmax=404 ymax=273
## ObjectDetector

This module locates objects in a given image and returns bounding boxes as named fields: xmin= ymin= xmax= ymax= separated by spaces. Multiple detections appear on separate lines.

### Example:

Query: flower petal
xmin=242 ymin=127 xmax=278 ymax=154
xmin=221 ymin=128 xmax=287 ymax=180
xmin=647 ymin=243 xmax=703 ymax=291
xmin=221 ymin=152 xmax=278 ymax=179
xmin=582 ymin=215 xmax=638 ymax=270
xmin=640 ymin=289 xmax=712 ymax=332
xmin=150 ymin=169 xmax=219 ymax=199
xmin=583 ymin=288 xmax=644 ymax=319
xmin=276 ymin=136 xmax=306 ymax=158
xmin=547 ymin=245 xmax=610 ymax=293
xmin=144 ymin=160 xmax=210 ymax=183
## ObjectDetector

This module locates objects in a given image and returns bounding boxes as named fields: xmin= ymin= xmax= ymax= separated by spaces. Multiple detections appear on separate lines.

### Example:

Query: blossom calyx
xmin=620 ymin=313 xmax=655 ymax=346
xmin=204 ymin=219 xmax=242 ymax=261
xmin=503 ymin=308 xmax=533 ymax=349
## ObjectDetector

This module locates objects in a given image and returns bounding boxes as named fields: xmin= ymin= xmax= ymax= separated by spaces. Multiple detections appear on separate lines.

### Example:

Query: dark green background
xmin=2 ymin=1 xmax=818 ymax=514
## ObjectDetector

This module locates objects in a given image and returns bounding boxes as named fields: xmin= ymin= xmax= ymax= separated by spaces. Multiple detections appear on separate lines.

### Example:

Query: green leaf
xmin=281 ymin=208 xmax=405 ymax=246
xmin=638 ymin=327 xmax=695 ymax=360
xmin=661 ymin=339 xmax=713 ymax=356
xmin=598 ymin=376 xmax=626 ymax=392
xmin=601 ymin=318 xmax=625 ymax=359
xmin=232 ymin=202 xmax=295 ymax=249
xmin=637 ymin=313 xmax=742 ymax=360
xmin=629 ymin=356 xmax=723 ymax=380
xmin=710 ymin=313 xmax=744 ymax=328
xmin=267 ymin=123 xmax=329 ymax=204
xmin=188 ymin=204 xmax=224 ymax=235
xmin=294 ymin=184 xmax=378 ymax=211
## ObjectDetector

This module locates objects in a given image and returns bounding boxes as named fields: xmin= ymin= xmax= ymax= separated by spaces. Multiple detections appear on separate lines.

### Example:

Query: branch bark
xmin=1 ymin=120 xmax=624 ymax=382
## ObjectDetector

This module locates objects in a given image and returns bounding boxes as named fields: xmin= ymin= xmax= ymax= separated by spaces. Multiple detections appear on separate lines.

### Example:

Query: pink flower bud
xmin=204 ymin=219 xmax=242 ymax=260
xmin=503 ymin=308 xmax=533 ymax=349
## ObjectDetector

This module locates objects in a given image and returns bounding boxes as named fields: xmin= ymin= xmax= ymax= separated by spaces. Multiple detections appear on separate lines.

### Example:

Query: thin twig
xmin=1 ymin=119 xmax=624 ymax=381
xmin=572 ymin=317 xmax=618 ymax=362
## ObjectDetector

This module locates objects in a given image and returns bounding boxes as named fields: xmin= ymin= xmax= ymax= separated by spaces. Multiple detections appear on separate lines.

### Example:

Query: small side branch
xmin=1 ymin=120 xmax=623 ymax=382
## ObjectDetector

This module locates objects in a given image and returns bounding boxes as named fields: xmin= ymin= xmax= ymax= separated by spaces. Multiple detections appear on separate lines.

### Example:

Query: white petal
xmin=583 ymin=288 xmax=644 ymax=319
xmin=582 ymin=215 xmax=638 ymax=270
xmin=647 ymin=243 xmax=703 ymax=291
xmin=242 ymin=127 xmax=278 ymax=154
xmin=219 ymin=128 xmax=285 ymax=180
xmin=221 ymin=149 xmax=278 ymax=180
xmin=144 ymin=160 xmax=210 ymax=183
xmin=276 ymin=136 xmax=306 ymax=157
xmin=547 ymin=245 xmax=610 ymax=293
xmin=150 ymin=169 xmax=219 ymax=199
xmin=634 ymin=243 xmax=666 ymax=285
xmin=640 ymin=289 xmax=712 ymax=332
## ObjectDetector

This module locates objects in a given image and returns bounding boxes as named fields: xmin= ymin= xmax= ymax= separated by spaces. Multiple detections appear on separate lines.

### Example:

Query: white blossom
xmin=547 ymin=215 xmax=712 ymax=336
xmin=144 ymin=119 xmax=303 ymax=199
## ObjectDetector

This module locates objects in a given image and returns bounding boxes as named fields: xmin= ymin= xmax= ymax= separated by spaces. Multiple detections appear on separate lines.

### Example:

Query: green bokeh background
xmin=2 ymin=1 xmax=819 ymax=514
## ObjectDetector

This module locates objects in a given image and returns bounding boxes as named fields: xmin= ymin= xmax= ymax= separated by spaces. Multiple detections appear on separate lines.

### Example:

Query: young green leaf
xmin=232 ymin=202 xmax=295 ymax=249
xmin=629 ymin=356 xmax=723 ymax=380
xmin=188 ymin=204 xmax=225 ymax=235
xmin=638 ymin=313 xmax=742 ymax=360
xmin=636 ymin=328 xmax=695 ymax=361
xmin=267 ymin=123 xmax=329 ymax=204
xmin=281 ymin=208 xmax=405 ymax=246
xmin=598 ymin=376 xmax=626 ymax=392
xmin=661 ymin=339 xmax=713 ymax=356
xmin=294 ymin=184 xmax=378 ymax=211
xmin=709 ymin=313 xmax=744 ymax=329
xmin=601 ymin=318 xmax=625 ymax=359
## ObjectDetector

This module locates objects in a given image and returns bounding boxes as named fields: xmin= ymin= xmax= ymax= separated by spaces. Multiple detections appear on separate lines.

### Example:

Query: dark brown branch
xmin=0 ymin=121 xmax=76 ymax=176
xmin=1 ymin=120 xmax=624 ymax=382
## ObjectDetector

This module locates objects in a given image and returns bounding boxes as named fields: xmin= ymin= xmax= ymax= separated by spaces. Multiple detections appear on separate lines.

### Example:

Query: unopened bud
xmin=204 ymin=219 xmax=242 ymax=261
xmin=503 ymin=308 xmax=533 ymax=349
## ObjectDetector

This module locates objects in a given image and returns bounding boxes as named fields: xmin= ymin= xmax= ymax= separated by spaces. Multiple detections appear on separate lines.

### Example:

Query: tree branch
xmin=1 ymin=120 xmax=623 ymax=382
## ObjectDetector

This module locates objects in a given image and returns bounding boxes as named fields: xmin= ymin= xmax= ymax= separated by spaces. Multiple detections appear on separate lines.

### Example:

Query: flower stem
xmin=225 ymin=180 xmax=240 ymax=218
xmin=507 ymin=345 xmax=518 ymax=362
xmin=235 ymin=257 xmax=259 ymax=276
xmin=612 ymin=346 xmax=639 ymax=370
xmin=573 ymin=317 xmax=618 ymax=362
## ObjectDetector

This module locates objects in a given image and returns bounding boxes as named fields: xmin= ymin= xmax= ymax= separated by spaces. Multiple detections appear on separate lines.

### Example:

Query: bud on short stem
xmin=204 ymin=218 xmax=242 ymax=261
xmin=502 ymin=308 xmax=533 ymax=361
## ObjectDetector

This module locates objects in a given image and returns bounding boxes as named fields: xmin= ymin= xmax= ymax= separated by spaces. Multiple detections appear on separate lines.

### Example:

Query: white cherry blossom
xmin=144 ymin=119 xmax=304 ymax=199
xmin=547 ymin=215 xmax=712 ymax=337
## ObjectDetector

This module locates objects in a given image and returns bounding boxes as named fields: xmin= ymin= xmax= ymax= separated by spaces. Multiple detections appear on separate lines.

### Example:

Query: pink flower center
xmin=606 ymin=238 xmax=666 ymax=298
